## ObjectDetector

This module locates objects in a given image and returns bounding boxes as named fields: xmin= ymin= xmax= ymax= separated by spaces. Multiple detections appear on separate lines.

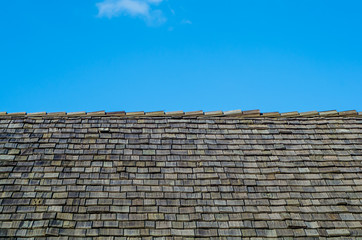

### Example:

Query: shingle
xmin=218 ymin=229 xmax=242 ymax=236
xmin=195 ymin=229 xmax=218 ymax=237
xmin=171 ymin=229 xmax=195 ymax=236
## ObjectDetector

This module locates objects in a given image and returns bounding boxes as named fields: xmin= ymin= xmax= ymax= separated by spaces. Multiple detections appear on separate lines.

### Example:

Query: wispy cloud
xmin=181 ymin=19 xmax=192 ymax=25
xmin=96 ymin=0 xmax=166 ymax=25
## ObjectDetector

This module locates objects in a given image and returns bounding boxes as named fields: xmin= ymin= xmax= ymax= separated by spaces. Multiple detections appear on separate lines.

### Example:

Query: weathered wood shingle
xmin=0 ymin=115 xmax=361 ymax=238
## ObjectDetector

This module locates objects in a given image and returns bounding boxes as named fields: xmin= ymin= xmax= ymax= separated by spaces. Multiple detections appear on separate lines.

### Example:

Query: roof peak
xmin=0 ymin=109 xmax=360 ymax=118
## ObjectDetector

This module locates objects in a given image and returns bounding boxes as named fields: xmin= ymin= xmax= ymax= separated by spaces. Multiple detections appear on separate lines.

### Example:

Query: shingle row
xmin=0 ymin=109 xmax=361 ymax=118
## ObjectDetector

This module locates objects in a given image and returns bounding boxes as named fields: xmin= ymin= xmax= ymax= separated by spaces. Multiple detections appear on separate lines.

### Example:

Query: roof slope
xmin=0 ymin=114 xmax=362 ymax=239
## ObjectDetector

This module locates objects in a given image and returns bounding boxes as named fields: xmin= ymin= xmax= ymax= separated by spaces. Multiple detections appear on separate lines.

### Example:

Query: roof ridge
xmin=0 ymin=109 xmax=360 ymax=118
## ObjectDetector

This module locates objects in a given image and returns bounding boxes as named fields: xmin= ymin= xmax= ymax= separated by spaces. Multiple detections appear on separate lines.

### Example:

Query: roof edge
xmin=0 ymin=109 xmax=360 ymax=118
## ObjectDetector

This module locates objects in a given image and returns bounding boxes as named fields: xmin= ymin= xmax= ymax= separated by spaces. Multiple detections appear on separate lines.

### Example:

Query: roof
xmin=0 ymin=110 xmax=361 ymax=238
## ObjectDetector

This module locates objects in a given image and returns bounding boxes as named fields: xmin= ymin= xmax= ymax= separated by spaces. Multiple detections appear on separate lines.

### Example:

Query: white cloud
xmin=96 ymin=0 xmax=166 ymax=25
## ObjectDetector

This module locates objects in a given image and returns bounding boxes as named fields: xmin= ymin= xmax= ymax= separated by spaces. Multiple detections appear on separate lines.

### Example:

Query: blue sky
xmin=1 ymin=0 xmax=361 ymax=113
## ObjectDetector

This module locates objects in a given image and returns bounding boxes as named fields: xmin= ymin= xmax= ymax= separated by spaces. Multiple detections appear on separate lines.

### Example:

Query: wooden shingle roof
xmin=0 ymin=110 xmax=361 ymax=239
